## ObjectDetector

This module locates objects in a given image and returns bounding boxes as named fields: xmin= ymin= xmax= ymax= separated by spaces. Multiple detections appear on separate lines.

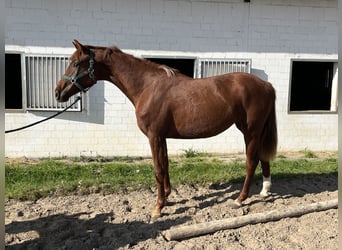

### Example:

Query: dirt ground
xmin=5 ymin=153 xmax=338 ymax=250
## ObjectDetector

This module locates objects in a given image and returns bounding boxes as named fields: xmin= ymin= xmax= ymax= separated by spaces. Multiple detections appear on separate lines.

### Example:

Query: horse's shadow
xmin=5 ymin=211 xmax=190 ymax=249
xmin=168 ymin=172 xmax=337 ymax=215
xmin=166 ymin=183 xmax=235 ymax=216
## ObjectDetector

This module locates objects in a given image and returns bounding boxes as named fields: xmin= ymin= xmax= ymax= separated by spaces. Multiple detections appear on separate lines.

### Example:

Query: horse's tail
xmin=259 ymin=95 xmax=278 ymax=162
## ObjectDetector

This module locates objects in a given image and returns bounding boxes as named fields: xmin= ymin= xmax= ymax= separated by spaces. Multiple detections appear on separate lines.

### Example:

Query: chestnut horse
xmin=55 ymin=40 xmax=277 ymax=218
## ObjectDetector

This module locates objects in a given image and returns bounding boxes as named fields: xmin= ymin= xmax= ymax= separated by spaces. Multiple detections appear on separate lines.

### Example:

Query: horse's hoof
xmin=151 ymin=209 xmax=162 ymax=219
xmin=259 ymin=191 xmax=271 ymax=198
xmin=228 ymin=199 xmax=242 ymax=209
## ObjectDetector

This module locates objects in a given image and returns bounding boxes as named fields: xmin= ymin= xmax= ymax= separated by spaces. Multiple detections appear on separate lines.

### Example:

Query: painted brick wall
xmin=5 ymin=0 xmax=338 ymax=157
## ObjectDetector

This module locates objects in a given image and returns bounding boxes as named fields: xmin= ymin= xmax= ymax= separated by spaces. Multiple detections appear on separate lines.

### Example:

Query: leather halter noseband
xmin=63 ymin=49 xmax=96 ymax=93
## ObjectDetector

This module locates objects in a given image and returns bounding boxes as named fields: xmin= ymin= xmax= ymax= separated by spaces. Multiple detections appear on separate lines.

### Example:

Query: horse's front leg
xmin=233 ymin=137 xmax=259 ymax=208
xmin=149 ymin=136 xmax=170 ymax=218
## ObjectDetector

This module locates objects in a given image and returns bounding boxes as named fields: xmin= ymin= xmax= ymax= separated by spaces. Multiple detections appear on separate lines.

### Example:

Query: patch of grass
xmin=301 ymin=149 xmax=317 ymax=158
xmin=5 ymin=156 xmax=337 ymax=200
xmin=5 ymin=159 xmax=154 ymax=200
xmin=171 ymin=160 xmax=246 ymax=186
xmin=182 ymin=148 xmax=209 ymax=158
xmin=182 ymin=148 xmax=200 ymax=158
xmin=270 ymin=158 xmax=337 ymax=179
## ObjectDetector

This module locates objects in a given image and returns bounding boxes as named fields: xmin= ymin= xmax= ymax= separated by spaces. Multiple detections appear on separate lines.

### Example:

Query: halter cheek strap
xmin=63 ymin=49 xmax=96 ymax=93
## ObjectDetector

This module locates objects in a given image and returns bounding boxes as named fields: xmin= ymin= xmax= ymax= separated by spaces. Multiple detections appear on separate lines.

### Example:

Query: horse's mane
xmin=158 ymin=65 xmax=176 ymax=77
xmin=85 ymin=45 xmax=177 ymax=78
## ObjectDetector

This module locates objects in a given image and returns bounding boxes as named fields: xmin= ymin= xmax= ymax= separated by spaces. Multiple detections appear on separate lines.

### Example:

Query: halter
xmin=63 ymin=49 xmax=96 ymax=93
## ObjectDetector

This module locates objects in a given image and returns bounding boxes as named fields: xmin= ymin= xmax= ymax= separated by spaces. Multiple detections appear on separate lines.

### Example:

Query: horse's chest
xmin=135 ymin=97 xmax=171 ymax=135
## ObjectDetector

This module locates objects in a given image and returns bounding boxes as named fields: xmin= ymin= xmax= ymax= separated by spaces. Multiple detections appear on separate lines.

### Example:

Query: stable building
xmin=5 ymin=0 xmax=338 ymax=157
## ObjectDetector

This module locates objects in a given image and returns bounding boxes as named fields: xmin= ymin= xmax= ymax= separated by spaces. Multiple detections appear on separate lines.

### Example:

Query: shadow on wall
xmin=31 ymin=81 xmax=105 ymax=125
xmin=251 ymin=68 xmax=268 ymax=81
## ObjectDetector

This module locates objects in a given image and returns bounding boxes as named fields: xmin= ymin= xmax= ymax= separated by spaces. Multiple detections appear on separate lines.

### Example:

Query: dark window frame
xmin=5 ymin=53 xmax=24 ymax=111
xmin=144 ymin=56 xmax=197 ymax=78
xmin=288 ymin=59 xmax=338 ymax=114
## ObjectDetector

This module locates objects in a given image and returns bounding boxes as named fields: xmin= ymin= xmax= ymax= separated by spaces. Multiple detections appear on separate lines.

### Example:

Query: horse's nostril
xmin=55 ymin=90 xmax=60 ymax=100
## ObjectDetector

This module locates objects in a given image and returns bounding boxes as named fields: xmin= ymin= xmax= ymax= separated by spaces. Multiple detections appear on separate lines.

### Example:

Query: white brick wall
xmin=5 ymin=0 xmax=338 ymax=157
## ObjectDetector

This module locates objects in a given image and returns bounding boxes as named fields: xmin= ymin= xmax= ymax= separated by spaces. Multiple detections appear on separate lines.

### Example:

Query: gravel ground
xmin=5 ymin=168 xmax=338 ymax=250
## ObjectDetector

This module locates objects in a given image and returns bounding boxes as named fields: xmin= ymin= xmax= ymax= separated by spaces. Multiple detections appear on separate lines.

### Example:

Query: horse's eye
xmin=73 ymin=61 xmax=79 ymax=67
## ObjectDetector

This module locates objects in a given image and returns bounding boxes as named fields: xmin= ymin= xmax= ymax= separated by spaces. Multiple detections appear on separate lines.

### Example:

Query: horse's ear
xmin=72 ymin=39 xmax=85 ymax=51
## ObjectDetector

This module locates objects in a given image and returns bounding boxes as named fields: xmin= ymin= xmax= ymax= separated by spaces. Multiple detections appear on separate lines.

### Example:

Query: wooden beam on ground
xmin=162 ymin=199 xmax=338 ymax=241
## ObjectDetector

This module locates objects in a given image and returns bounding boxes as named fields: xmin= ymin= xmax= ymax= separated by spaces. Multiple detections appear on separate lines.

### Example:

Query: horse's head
xmin=55 ymin=40 xmax=96 ymax=102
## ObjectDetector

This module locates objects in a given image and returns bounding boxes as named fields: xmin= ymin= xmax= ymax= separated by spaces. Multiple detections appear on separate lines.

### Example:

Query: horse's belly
xmin=166 ymin=84 xmax=240 ymax=139
xmin=169 ymin=113 xmax=234 ymax=139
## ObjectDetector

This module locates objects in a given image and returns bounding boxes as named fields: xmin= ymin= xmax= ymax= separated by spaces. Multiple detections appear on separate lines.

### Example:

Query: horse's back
xmin=191 ymin=72 xmax=276 ymax=112
xmin=218 ymin=72 xmax=275 ymax=98
xmin=165 ymin=73 xmax=274 ymax=138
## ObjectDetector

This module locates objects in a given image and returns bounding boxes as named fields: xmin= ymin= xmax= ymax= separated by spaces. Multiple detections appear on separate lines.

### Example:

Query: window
xmin=145 ymin=57 xmax=195 ymax=78
xmin=198 ymin=59 xmax=251 ymax=78
xmin=5 ymin=53 xmax=81 ymax=111
xmin=289 ymin=60 xmax=338 ymax=112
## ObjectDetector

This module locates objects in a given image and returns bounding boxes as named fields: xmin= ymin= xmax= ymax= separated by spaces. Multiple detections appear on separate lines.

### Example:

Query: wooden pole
xmin=162 ymin=199 xmax=338 ymax=241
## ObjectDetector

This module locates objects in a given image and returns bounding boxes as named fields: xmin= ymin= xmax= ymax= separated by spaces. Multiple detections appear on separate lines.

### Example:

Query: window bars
xmin=198 ymin=59 xmax=251 ymax=78
xmin=24 ymin=54 xmax=81 ymax=111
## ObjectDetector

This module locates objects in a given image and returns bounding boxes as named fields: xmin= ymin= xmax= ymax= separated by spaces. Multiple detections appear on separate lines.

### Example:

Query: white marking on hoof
xmin=260 ymin=176 xmax=272 ymax=198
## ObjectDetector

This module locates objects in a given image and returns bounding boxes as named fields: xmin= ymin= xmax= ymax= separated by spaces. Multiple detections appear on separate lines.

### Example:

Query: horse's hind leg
xmin=260 ymin=160 xmax=272 ymax=198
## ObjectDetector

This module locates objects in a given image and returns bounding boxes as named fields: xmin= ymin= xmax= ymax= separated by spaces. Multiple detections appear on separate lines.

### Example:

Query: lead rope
xmin=5 ymin=96 xmax=81 ymax=134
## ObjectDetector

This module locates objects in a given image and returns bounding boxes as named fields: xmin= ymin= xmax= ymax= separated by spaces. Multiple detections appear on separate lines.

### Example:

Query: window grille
xmin=197 ymin=59 xmax=251 ymax=78
xmin=25 ymin=54 xmax=81 ymax=111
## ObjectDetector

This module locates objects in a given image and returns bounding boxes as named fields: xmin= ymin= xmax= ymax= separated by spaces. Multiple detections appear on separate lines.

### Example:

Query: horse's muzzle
xmin=55 ymin=89 xmax=69 ymax=102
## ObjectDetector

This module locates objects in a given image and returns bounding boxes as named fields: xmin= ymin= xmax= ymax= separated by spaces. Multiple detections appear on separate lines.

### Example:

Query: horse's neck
xmin=100 ymin=49 xmax=148 ymax=106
